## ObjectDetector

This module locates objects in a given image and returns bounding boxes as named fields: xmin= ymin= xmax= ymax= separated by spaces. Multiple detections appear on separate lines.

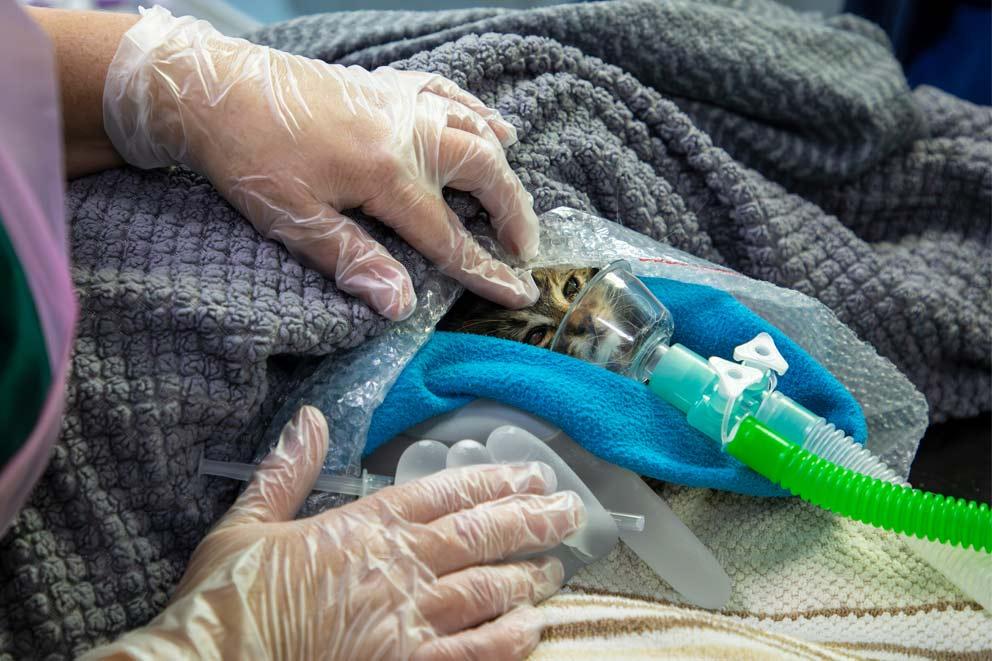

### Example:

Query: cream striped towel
xmin=535 ymin=485 xmax=990 ymax=660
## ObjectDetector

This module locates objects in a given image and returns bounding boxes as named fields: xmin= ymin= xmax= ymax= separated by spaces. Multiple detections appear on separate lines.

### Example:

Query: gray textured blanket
xmin=2 ymin=1 xmax=989 ymax=657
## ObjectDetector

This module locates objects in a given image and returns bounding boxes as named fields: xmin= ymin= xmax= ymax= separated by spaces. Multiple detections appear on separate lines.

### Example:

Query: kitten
xmin=439 ymin=266 xmax=605 ymax=359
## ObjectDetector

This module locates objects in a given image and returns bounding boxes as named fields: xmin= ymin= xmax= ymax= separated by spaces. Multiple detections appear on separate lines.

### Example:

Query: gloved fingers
xmin=270 ymin=206 xmax=417 ymax=321
xmin=409 ymin=72 xmax=518 ymax=147
xmin=437 ymin=127 xmax=540 ymax=261
xmin=410 ymin=606 xmax=544 ymax=661
xmin=437 ymin=95 xmax=504 ymax=151
xmin=214 ymin=405 xmax=329 ymax=531
xmin=418 ymin=557 xmax=564 ymax=636
xmin=360 ymin=462 xmax=556 ymax=525
xmin=365 ymin=192 xmax=538 ymax=309
xmin=418 ymin=491 xmax=585 ymax=576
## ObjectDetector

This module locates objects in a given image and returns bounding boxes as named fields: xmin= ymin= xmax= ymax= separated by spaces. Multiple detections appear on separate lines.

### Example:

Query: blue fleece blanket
xmin=368 ymin=277 xmax=867 ymax=497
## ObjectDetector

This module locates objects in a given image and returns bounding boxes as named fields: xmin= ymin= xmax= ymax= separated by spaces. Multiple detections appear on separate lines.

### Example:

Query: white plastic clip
xmin=708 ymin=357 xmax=763 ymax=399
xmin=733 ymin=332 xmax=789 ymax=376
xmin=360 ymin=469 xmax=370 ymax=498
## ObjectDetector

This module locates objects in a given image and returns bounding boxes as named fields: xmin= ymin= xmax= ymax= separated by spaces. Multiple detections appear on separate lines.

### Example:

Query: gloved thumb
xmin=215 ymin=406 xmax=330 ymax=530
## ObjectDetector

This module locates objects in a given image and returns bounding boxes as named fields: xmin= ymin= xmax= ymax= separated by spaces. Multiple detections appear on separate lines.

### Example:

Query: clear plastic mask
xmin=550 ymin=261 xmax=674 ymax=382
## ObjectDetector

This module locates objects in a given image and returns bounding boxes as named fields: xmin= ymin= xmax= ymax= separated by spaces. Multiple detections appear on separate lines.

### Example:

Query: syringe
xmin=199 ymin=455 xmax=646 ymax=533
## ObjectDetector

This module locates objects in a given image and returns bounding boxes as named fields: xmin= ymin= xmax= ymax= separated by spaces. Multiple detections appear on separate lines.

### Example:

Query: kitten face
xmin=439 ymin=267 xmax=601 ymax=356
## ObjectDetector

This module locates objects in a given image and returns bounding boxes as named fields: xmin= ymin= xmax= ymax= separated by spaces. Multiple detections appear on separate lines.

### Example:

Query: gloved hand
xmin=82 ymin=406 xmax=583 ymax=660
xmin=102 ymin=7 xmax=540 ymax=321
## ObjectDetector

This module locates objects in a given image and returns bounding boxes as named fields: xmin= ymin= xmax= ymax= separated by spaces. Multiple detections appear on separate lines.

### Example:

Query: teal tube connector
xmin=649 ymin=343 xmax=765 ymax=445
xmin=648 ymin=344 xmax=713 ymax=414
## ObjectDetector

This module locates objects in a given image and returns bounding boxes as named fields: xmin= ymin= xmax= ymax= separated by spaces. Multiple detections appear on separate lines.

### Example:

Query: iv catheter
xmin=198 ymin=454 xmax=646 ymax=533
xmin=549 ymin=261 xmax=992 ymax=554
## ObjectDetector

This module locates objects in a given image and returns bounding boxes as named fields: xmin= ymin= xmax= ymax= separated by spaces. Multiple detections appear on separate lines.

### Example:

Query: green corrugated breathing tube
xmin=647 ymin=341 xmax=992 ymax=553
xmin=727 ymin=416 xmax=991 ymax=552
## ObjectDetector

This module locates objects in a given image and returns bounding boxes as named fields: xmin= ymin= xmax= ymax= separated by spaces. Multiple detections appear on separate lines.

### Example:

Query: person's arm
xmin=26 ymin=8 xmax=137 ymax=178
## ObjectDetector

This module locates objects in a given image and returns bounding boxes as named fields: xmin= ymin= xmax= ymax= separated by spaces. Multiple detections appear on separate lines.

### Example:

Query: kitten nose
xmin=572 ymin=309 xmax=597 ymax=338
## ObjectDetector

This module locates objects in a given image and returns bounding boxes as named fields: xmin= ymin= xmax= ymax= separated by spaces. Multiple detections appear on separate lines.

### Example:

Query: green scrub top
xmin=0 ymin=214 xmax=50 ymax=467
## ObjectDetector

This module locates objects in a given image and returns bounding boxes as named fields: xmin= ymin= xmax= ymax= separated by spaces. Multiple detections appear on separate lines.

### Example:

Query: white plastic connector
xmin=708 ymin=357 xmax=763 ymax=399
xmin=733 ymin=332 xmax=789 ymax=375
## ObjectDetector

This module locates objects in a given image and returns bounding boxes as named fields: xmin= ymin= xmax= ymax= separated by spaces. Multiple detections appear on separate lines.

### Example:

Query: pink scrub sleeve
xmin=0 ymin=0 xmax=78 ymax=537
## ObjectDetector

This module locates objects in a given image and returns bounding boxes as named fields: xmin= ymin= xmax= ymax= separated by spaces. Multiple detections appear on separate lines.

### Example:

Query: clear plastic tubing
xmin=751 ymin=425 xmax=992 ymax=611
xmin=199 ymin=456 xmax=393 ymax=497
xmin=750 ymin=390 xmax=902 ymax=483
xmin=198 ymin=455 xmax=645 ymax=532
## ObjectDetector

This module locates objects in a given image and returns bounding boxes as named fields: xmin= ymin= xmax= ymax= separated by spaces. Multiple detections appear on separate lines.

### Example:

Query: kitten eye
xmin=524 ymin=326 xmax=551 ymax=347
xmin=563 ymin=275 xmax=582 ymax=301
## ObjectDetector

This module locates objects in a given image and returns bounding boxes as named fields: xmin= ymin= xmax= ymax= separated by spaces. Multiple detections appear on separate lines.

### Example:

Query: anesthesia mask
xmin=550 ymin=261 xmax=674 ymax=382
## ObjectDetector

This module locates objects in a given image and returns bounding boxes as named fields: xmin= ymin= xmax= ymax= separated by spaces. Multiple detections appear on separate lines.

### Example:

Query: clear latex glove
xmin=82 ymin=406 xmax=583 ymax=661
xmin=103 ymin=7 xmax=541 ymax=321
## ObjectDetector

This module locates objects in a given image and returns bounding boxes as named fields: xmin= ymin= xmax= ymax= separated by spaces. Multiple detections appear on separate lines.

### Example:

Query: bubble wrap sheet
xmin=265 ymin=208 xmax=928 ymax=482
